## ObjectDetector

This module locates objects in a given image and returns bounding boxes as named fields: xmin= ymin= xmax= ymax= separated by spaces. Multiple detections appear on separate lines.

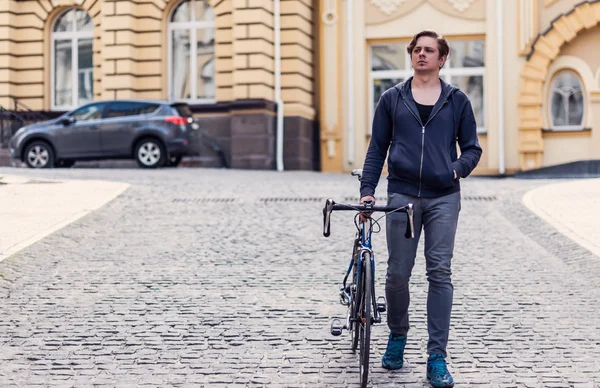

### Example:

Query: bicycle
xmin=322 ymin=169 xmax=415 ymax=388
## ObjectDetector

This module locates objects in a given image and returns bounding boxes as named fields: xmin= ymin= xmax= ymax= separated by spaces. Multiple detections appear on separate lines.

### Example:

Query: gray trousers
xmin=385 ymin=191 xmax=461 ymax=357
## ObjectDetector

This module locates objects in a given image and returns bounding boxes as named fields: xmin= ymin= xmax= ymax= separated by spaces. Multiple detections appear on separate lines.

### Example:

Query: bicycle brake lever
xmin=323 ymin=198 xmax=335 ymax=237
xmin=404 ymin=203 xmax=415 ymax=239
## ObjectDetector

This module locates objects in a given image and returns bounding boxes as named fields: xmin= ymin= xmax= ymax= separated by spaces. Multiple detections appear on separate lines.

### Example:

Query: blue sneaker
xmin=381 ymin=333 xmax=406 ymax=370
xmin=427 ymin=354 xmax=454 ymax=388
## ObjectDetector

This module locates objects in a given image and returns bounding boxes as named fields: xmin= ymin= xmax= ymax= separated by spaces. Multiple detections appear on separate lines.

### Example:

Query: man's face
xmin=410 ymin=36 xmax=446 ymax=72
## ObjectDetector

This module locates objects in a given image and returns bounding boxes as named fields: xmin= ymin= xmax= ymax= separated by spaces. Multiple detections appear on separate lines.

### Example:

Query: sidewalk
xmin=0 ymin=174 xmax=129 ymax=262
xmin=522 ymin=177 xmax=600 ymax=258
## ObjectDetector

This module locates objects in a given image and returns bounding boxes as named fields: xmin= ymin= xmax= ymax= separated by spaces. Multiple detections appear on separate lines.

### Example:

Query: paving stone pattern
xmin=0 ymin=168 xmax=599 ymax=387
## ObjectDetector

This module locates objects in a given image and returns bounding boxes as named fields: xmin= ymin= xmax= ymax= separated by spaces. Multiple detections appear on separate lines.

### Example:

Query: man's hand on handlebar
xmin=359 ymin=195 xmax=375 ymax=223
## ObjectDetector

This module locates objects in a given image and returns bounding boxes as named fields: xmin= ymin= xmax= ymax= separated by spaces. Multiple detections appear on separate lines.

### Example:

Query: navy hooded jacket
xmin=360 ymin=77 xmax=483 ymax=199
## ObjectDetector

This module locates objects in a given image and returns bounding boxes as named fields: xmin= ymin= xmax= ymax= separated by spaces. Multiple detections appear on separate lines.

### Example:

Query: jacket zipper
xmin=401 ymin=97 xmax=448 ymax=197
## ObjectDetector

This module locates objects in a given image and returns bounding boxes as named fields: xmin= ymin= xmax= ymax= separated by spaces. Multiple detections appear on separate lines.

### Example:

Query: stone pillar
xmin=214 ymin=0 xmax=234 ymax=102
xmin=228 ymin=0 xmax=276 ymax=169
xmin=280 ymin=0 xmax=317 ymax=170
xmin=101 ymin=1 xmax=162 ymax=100
xmin=0 ymin=1 xmax=16 ymax=110
xmin=230 ymin=101 xmax=276 ymax=169
xmin=317 ymin=0 xmax=343 ymax=172
xmin=0 ymin=1 xmax=45 ymax=110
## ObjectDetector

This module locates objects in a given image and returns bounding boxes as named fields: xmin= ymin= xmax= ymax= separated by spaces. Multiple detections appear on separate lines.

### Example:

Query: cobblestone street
xmin=1 ymin=168 xmax=599 ymax=387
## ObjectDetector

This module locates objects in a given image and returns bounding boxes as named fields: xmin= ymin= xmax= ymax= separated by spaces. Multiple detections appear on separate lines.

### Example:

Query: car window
xmin=139 ymin=103 xmax=160 ymax=114
xmin=69 ymin=103 xmax=105 ymax=121
xmin=105 ymin=102 xmax=160 ymax=118
xmin=170 ymin=104 xmax=192 ymax=117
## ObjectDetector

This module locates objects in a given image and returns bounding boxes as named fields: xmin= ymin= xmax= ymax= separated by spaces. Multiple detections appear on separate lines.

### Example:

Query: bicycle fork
xmin=331 ymin=248 xmax=387 ymax=336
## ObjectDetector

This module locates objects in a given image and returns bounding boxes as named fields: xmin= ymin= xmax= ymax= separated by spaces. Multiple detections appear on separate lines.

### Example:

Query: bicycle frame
xmin=325 ymin=197 xmax=414 ymax=331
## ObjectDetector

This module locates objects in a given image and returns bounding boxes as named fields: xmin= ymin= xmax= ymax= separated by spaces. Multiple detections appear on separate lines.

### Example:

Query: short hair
xmin=406 ymin=30 xmax=450 ymax=62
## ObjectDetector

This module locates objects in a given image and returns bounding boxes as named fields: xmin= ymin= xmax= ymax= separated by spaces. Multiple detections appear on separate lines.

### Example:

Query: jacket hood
xmin=397 ymin=76 xmax=457 ymax=102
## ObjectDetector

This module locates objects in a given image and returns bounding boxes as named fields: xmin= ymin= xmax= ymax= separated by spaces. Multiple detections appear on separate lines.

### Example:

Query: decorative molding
xmin=367 ymin=0 xmax=485 ymax=24
xmin=54 ymin=0 xmax=85 ymax=6
xmin=542 ymin=128 xmax=592 ymax=137
xmin=518 ymin=0 xmax=538 ymax=56
xmin=322 ymin=0 xmax=339 ymax=24
xmin=447 ymin=0 xmax=475 ymax=12
xmin=544 ymin=0 xmax=558 ymax=7
xmin=369 ymin=0 xmax=407 ymax=15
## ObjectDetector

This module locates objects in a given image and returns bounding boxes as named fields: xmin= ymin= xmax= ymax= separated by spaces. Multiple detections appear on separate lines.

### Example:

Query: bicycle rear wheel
xmin=359 ymin=252 xmax=372 ymax=387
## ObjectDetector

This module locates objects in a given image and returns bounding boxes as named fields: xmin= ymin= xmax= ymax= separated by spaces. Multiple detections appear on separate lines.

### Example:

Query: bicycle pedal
xmin=377 ymin=296 xmax=387 ymax=313
xmin=330 ymin=318 xmax=344 ymax=336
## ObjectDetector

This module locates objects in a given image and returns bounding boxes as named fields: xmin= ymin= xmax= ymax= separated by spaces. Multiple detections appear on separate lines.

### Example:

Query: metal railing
xmin=1 ymin=108 xmax=28 ymax=148
xmin=195 ymin=129 xmax=229 ymax=168
xmin=12 ymin=98 xmax=50 ymax=123
xmin=0 ymin=98 xmax=53 ymax=148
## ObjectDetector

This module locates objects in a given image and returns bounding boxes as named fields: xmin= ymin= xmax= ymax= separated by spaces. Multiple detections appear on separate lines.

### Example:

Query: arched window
xmin=168 ymin=0 xmax=215 ymax=102
xmin=51 ymin=9 xmax=94 ymax=110
xmin=549 ymin=70 xmax=585 ymax=130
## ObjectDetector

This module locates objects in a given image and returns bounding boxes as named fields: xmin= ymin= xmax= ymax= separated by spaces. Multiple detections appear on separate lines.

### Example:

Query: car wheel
xmin=167 ymin=155 xmax=182 ymax=168
xmin=135 ymin=138 xmax=166 ymax=168
xmin=24 ymin=141 xmax=54 ymax=169
xmin=56 ymin=159 xmax=75 ymax=168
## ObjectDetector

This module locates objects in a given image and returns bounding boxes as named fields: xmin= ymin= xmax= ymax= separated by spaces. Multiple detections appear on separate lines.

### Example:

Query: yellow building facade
xmin=1 ymin=0 xmax=599 ymax=173
xmin=0 ymin=0 xmax=317 ymax=169
xmin=319 ymin=0 xmax=600 ymax=174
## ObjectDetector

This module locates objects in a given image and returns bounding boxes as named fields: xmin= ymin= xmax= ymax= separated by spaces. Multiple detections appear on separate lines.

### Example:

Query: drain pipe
xmin=347 ymin=0 xmax=354 ymax=165
xmin=497 ymin=0 xmax=505 ymax=175
xmin=275 ymin=0 xmax=284 ymax=172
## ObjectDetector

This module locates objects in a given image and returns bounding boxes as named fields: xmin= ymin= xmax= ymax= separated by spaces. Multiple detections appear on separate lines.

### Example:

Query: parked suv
xmin=8 ymin=100 xmax=198 ymax=169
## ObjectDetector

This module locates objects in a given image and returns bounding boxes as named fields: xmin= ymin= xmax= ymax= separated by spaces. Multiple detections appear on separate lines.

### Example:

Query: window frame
xmin=167 ymin=0 xmax=216 ymax=104
xmin=368 ymin=39 xmax=486 ymax=134
xmin=50 ymin=8 xmax=94 ymax=111
xmin=547 ymin=69 xmax=586 ymax=131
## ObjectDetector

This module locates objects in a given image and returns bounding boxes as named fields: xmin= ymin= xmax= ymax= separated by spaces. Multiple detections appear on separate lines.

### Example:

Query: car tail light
xmin=165 ymin=116 xmax=187 ymax=125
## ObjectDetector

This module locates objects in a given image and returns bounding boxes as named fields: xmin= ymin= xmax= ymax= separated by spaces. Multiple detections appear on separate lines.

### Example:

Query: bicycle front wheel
xmin=359 ymin=252 xmax=372 ymax=387
xmin=351 ymin=241 xmax=360 ymax=352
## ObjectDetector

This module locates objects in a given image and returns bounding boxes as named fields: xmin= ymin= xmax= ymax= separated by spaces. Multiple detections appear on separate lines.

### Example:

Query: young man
xmin=359 ymin=30 xmax=482 ymax=388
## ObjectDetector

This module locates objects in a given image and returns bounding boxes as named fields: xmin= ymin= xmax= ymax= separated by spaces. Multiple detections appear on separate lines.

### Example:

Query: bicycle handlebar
xmin=322 ymin=198 xmax=415 ymax=239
